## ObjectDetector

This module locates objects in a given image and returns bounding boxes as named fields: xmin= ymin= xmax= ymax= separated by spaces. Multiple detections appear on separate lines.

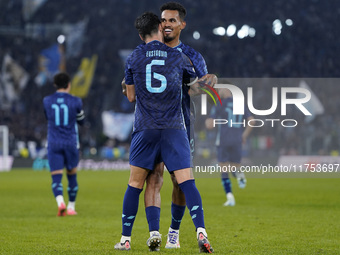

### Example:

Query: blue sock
xmin=67 ymin=174 xmax=78 ymax=202
xmin=51 ymin=174 xmax=63 ymax=197
xmin=145 ymin=206 xmax=160 ymax=232
xmin=178 ymin=179 xmax=205 ymax=229
xmin=170 ymin=203 xmax=186 ymax=230
xmin=221 ymin=173 xmax=232 ymax=194
xmin=122 ymin=185 xmax=143 ymax=236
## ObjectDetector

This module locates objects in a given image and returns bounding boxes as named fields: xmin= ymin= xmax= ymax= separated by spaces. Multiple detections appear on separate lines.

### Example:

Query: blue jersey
xmin=175 ymin=43 xmax=208 ymax=78
xmin=125 ymin=40 xmax=196 ymax=132
xmin=211 ymin=97 xmax=252 ymax=146
xmin=174 ymin=43 xmax=208 ymax=128
xmin=43 ymin=92 xmax=84 ymax=147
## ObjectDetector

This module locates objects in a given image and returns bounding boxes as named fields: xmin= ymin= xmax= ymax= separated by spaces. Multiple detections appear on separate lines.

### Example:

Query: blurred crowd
xmin=0 ymin=0 xmax=339 ymax=159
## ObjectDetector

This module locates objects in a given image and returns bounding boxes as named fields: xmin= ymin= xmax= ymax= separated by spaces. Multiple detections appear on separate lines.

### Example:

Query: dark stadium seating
xmin=1 ymin=0 xmax=339 ymax=158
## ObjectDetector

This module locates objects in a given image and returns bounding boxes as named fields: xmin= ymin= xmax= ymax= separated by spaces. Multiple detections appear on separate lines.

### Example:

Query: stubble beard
xmin=164 ymin=35 xmax=174 ymax=43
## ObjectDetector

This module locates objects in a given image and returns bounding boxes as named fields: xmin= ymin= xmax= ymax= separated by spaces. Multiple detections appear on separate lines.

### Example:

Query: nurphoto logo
xmin=199 ymin=83 xmax=312 ymax=128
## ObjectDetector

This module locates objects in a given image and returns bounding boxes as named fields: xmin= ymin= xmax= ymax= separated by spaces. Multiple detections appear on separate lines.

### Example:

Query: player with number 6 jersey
xmin=115 ymin=12 xmax=213 ymax=253
xmin=125 ymin=41 xmax=196 ymax=132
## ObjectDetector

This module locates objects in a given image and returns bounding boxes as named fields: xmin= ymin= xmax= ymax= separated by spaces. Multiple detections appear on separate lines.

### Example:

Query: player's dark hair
xmin=160 ymin=2 xmax=187 ymax=20
xmin=53 ymin=72 xmax=70 ymax=89
xmin=135 ymin=12 xmax=161 ymax=40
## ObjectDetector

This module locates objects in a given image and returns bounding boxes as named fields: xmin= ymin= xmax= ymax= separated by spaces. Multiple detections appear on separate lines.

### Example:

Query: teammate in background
xmin=206 ymin=88 xmax=253 ymax=206
xmin=43 ymin=72 xmax=85 ymax=216
xmin=114 ymin=12 xmax=213 ymax=253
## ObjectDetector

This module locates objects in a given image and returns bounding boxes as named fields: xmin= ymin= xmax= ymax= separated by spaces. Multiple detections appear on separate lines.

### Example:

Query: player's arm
xmin=126 ymin=84 xmax=136 ymax=102
xmin=182 ymin=53 xmax=197 ymax=83
xmin=188 ymin=74 xmax=218 ymax=97
xmin=76 ymin=99 xmax=85 ymax=125
xmin=184 ymin=49 xmax=217 ymax=95
xmin=121 ymin=78 xmax=127 ymax=96
xmin=77 ymin=110 xmax=85 ymax=125
xmin=124 ymin=54 xmax=135 ymax=101
xmin=180 ymin=53 xmax=201 ymax=96
xmin=182 ymin=53 xmax=209 ymax=97
xmin=200 ymin=73 xmax=218 ymax=87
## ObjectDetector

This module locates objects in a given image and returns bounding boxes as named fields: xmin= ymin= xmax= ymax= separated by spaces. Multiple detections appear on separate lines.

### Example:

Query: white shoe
xmin=223 ymin=192 xmax=235 ymax=206
xmin=165 ymin=228 xmax=180 ymax=249
xmin=67 ymin=208 xmax=77 ymax=215
xmin=235 ymin=172 xmax=247 ymax=188
xmin=114 ymin=240 xmax=131 ymax=250
xmin=146 ymin=231 xmax=162 ymax=251
xmin=237 ymin=177 xmax=247 ymax=189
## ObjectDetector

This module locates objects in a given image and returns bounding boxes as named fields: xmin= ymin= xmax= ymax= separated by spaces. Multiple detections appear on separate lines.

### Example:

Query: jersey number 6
xmin=146 ymin=60 xmax=167 ymax=93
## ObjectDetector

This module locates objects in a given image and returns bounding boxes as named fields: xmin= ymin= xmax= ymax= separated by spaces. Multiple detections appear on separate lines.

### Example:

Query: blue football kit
xmin=125 ymin=40 xmax=197 ymax=171
xmin=43 ymin=92 xmax=84 ymax=171
xmin=119 ymin=42 xmax=209 ymax=245
xmin=174 ymin=42 xmax=208 ymax=151
xmin=211 ymin=97 xmax=252 ymax=163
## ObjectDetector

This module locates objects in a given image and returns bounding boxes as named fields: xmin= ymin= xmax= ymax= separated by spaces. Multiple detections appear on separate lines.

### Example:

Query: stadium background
xmin=1 ymin=1 xmax=340 ymax=254
xmin=0 ymin=0 xmax=340 ymax=165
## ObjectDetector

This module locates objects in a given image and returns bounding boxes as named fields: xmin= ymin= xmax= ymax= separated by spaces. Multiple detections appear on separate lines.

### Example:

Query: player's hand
xmin=121 ymin=78 xmax=127 ymax=96
xmin=199 ymin=74 xmax=218 ymax=88
xmin=188 ymin=74 xmax=218 ymax=96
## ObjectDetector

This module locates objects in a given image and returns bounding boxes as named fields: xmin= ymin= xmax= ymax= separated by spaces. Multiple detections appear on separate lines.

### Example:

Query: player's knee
xmin=67 ymin=167 xmax=77 ymax=175
xmin=51 ymin=169 xmax=63 ymax=175
xmin=155 ymin=175 xmax=164 ymax=191
xmin=128 ymin=179 xmax=145 ymax=189
xmin=170 ymin=174 xmax=181 ymax=191
xmin=146 ymin=172 xmax=163 ymax=192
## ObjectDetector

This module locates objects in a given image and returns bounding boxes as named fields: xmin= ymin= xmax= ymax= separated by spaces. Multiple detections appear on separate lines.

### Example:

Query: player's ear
xmin=181 ymin=20 xmax=186 ymax=30
xmin=138 ymin=34 xmax=144 ymax=41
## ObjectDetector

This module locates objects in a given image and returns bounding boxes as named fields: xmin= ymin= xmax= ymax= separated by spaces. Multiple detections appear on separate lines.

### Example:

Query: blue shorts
xmin=47 ymin=143 xmax=79 ymax=171
xmin=217 ymin=143 xmax=242 ymax=164
xmin=130 ymin=129 xmax=191 ymax=172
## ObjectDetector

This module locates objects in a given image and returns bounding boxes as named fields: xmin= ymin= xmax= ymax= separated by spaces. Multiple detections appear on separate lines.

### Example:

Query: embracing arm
xmin=188 ymin=74 xmax=218 ymax=97
xmin=126 ymin=84 xmax=136 ymax=102
xmin=121 ymin=78 xmax=127 ymax=96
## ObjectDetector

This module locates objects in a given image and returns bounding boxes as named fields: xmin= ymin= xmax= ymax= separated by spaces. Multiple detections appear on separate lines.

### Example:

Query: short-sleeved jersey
xmin=175 ymin=43 xmax=208 ymax=78
xmin=43 ymin=92 xmax=83 ymax=147
xmin=174 ymin=43 xmax=208 ymax=128
xmin=125 ymin=40 xmax=196 ymax=132
xmin=211 ymin=97 xmax=252 ymax=146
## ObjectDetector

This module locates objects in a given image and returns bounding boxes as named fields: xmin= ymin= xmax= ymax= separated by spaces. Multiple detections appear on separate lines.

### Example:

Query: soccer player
xmin=147 ymin=2 xmax=217 ymax=249
xmin=43 ymin=72 xmax=85 ymax=216
xmin=114 ymin=12 xmax=213 ymax=253
xmin=206 ymin=88 xmax=253 ymax=206
xmin=120 ymin=2 xmax=217 ymax=249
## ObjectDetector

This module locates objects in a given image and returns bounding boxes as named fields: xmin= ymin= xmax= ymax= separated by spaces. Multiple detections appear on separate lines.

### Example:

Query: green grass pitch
xmin=1 ymin=169 xmax=339 ymax=254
